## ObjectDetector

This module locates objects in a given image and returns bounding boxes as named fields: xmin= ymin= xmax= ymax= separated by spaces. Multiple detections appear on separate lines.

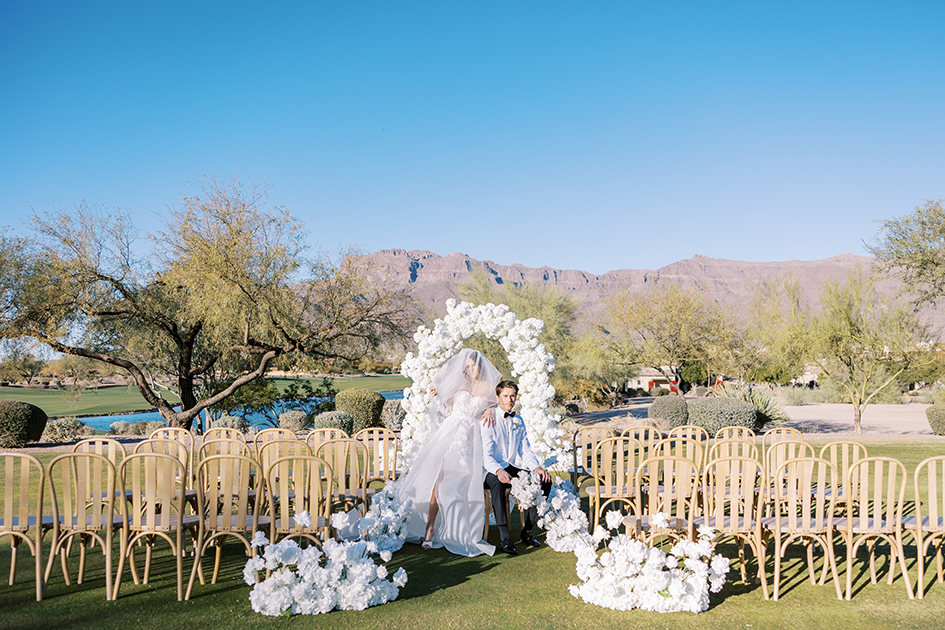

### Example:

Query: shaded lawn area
xmin=0 ymin=375 xmax=411 ymax=419
xmin=3 ymin=441 xmax=945 ymax=630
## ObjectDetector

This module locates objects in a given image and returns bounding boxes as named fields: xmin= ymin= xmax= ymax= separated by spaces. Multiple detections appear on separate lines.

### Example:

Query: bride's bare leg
xmin=424 ymin=485 xmax=439 ymax=545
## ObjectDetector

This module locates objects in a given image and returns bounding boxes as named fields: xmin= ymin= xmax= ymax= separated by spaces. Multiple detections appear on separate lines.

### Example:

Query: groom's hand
xmin=496 ymin=469 xmax=512 ymax=484
xmin=480 ymin=407 xmax=496 ymax=427
xmin=534 ymin=467 xmax=552 ymax=483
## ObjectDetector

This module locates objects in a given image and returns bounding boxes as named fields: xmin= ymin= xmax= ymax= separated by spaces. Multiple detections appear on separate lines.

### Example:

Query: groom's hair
xmin=496 ymin=380 xmax=518 ymax=395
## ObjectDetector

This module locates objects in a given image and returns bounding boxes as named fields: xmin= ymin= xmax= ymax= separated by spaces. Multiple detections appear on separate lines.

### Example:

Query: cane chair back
xmin=587 ymin=437 xmax=644 ymax=532
xmin=762 ymin=427 xmax=803 ymax=449
xmin=354 ymin=428 xmax=399 ymax=483
xmin=624 ymin=455 xmax=699 ymax=543
xmin=840 ymin=457 xmax=913 ymax=600
xmin=314 ymin=439 xmax=373 ymax=516
xmin=114 ymin=453 xmax=200 ymax=601
xmin=621 ymin=426 xmax=664 ymax=458
xmin=571 ymin=425 xmax=616 ymax=490
xmin=765 ymin=440 xmax=816 ymax=481
xmin=149 ymin=428 xmax=196 ymax=484
xmin=905 ymin=455 xmax=945 ymax=598
xmin=761 ymin=457 xmax=842 ymax=600
xmin=44 ymin=453 xmax=121 ymax=599
xmin=0 ymin=453 xmax=48 ymax=601
xmin=707 ymin=439 xmax=759 ymax=464
xmin=73 ymin=438 xmax=128 ymax=512
xmin=715 ymin=426 xmax=756 ymax=442
xmin=305 ymin=428 xmax=351 ymax=452
xmin=185 ymin=454 xmax=268 ymax=600
xmin=697 ymin=456 xmax=768 ymax=598
xmin=203 ymin=427 xmax=247 ymax=443
xmin=667 ymin=425 xmax=710 ymax=446
xmin=652 ymin=437 xmax=705 ymax=471
xmin=197 ymin=438 xmax=253 ymax=462
xmin=257 ymin=440 xmax=312 ymax=481
xmin=254 ymin=428 xmax=299 ymax=462
xmin=266 ymin=455 xmax=333 ymax=544
xmin=134 ymin=438 xmax=195 ymax=508
xmin=819 ymin=441 xmax=869 ymax=508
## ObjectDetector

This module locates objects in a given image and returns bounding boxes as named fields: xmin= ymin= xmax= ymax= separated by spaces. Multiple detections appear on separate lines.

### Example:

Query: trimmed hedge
xmin=312 ymin=411 xmax=355 ymax=435
xmin=380 ymin=399 xmax=406 ymax=432
xmin=213 ymin=412 xmax=249 ymax=433
xmin=687 ymin=398 xmax=757 ymax=435
xmin=648 ymin=395 xmax=689 ymax=428
xmin=335 ymin=388 xmax=385 ymax=433
xmin=279 ymin=409 xmax=308 ymax=433
xmin=41 ymin=417 xmax=93 ymax=443
xmin=927 ymin=405 xmax=945 ymax=436
xmin=0 ymin=400 xmax=48 ymax=448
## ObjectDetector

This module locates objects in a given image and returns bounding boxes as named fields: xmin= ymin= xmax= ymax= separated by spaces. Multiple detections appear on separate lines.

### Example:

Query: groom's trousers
xmin=484 ymin=465 xmax=552 ymax=534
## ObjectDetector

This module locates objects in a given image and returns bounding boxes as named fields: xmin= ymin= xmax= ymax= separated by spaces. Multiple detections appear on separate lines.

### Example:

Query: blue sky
xmin=2 ymin=1 xmax=943 ymax=275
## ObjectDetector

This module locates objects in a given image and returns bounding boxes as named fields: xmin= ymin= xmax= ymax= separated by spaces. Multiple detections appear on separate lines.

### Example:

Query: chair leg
xmin=9 ymin=538 xmax=17 ymax=585
xmin=895 ymin=535 xmax=915 ymax=599
xmin=773 ymin=539 xmax=782 ymax=601
xmin=917 ymin=533 xmax=926 ymax=599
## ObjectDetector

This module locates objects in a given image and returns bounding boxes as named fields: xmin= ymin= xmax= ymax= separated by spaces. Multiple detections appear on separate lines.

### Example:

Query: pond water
xmin=78 ymin=390 xmax=404 ymax=432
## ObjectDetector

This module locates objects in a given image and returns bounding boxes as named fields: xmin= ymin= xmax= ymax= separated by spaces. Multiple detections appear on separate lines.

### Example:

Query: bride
xmin=392 ymin=348 xmax=498 ymax=557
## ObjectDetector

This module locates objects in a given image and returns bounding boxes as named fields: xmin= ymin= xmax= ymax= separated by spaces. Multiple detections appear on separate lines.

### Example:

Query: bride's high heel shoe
xmin=422 ymin=524 xmax=435 ymax=550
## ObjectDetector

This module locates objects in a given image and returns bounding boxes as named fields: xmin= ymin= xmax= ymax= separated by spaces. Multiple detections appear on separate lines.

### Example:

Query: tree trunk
xmin=853 ymin=405 xmax=862 ymax=434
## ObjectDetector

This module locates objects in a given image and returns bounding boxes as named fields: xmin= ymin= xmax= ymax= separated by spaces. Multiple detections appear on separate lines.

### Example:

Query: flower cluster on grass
xmin=243 ymin=534 xmax=407 ymax=616
xmin=399 ymin=299 xmax=565 ymax=468
xmin=244 ymin=489 xmax=412 ymax=617
xmin=512 ymin=471 xmax=730 ymax=614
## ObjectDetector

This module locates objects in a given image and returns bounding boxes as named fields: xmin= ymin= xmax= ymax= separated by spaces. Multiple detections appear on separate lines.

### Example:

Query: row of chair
xmin=588 ymin=450 xmax=945 ymax=601
xmin=0 ymin=431 xmax=385 ymax=602
xmin=144 ymin=426 xmax=400 ymax=486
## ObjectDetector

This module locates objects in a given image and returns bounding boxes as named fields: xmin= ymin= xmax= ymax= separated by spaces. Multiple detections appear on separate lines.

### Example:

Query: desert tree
xmin=605 ymin=284 xmax=733 ymax=396
xmin=802 ymin=270 xmax=932 ymax=433
xmin=868 ymin=199 xmax=945 ymax=306
xmin=0 ymin=177 xmax=416 ymax=429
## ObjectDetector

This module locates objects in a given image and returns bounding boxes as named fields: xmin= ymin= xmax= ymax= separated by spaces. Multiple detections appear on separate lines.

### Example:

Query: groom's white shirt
xmin=482 ymin=408 xmax=541 ymax=475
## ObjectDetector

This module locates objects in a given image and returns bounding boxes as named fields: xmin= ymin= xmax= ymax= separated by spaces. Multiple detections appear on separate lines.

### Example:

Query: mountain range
xmin=355 ymin=249 xmax=940 ymax=328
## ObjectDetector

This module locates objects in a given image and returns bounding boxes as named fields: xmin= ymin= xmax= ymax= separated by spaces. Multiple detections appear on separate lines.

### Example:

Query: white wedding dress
xmin=392 ymin=391 xmax=496 ymax=557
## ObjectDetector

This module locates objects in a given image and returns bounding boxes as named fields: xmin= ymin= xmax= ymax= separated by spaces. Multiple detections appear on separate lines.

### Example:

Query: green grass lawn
xmin=2 ymin=440 xmax=945 ymax=630
xmin=0 ymin=375 xmax=412 ymax=419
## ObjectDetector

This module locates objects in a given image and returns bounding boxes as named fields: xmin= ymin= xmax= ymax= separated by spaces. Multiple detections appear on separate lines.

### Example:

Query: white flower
xmin=293 ymin=510 xmax=312 ymax=528
xmin=650 ymin=512 xmax=670 ymax=528
xmin=250 ymin=531 xmax=269 ymax=548
xmin=605 ymin=510 xmax=624 ymax=531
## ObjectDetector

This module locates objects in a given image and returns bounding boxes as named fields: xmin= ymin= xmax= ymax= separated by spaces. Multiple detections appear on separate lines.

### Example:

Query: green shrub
xmin=927 ymin=405 xmax=945 ymax=436
xmin=41 ymin=416 xmax=93 ymax=443
xmin=312 ymin=410 xmax=355 ymax=435
xmin=380 ymin=399 xmax=406 ymax=432
xmin=110 ymin=420 xmax=133 ymax=435
xmin=144 ymin=421 xmax=166 ymax=434
xmin=279 ymin=409 xmax=308 ymax=433
xmin=213 ymin=412 xmax=249 ymax=433
xmin=715 ymin=384 xmax=789 ymax=429
xmin=335 ymin=388 xmax=385 ymax=433
xmin=647 ymin=395 xmax=689 ymax=428
xmin=687 ymin=398 xmax=757 ymax=435
xmin=0 ymin=400 xmax=48 ymax=447
xmin=650 ymin=388 xmax=670 ymax=397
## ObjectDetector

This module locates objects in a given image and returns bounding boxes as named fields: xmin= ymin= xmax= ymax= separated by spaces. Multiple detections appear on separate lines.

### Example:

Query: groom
xmin=481 ymin=380 xmax=552 ymax=555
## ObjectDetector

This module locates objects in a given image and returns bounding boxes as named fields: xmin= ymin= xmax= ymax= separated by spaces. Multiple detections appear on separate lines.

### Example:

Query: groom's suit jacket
xmin=482 ymin=408 xmax=542 ymax=475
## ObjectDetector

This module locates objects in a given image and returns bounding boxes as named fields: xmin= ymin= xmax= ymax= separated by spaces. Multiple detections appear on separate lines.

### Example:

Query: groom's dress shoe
xmin=499 ymin=538 xmax=519 ymax=555
xmin=521 ymin=532 xmax=541 ymax=548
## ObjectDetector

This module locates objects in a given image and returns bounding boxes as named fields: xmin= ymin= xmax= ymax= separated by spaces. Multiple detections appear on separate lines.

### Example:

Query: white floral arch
xmin=399 ymin=300 xmax=566 ymax=469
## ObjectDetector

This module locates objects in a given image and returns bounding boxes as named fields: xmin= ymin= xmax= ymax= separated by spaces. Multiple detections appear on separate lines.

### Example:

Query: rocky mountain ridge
xmin=356 ymin=249 xmax=937 ymax=327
